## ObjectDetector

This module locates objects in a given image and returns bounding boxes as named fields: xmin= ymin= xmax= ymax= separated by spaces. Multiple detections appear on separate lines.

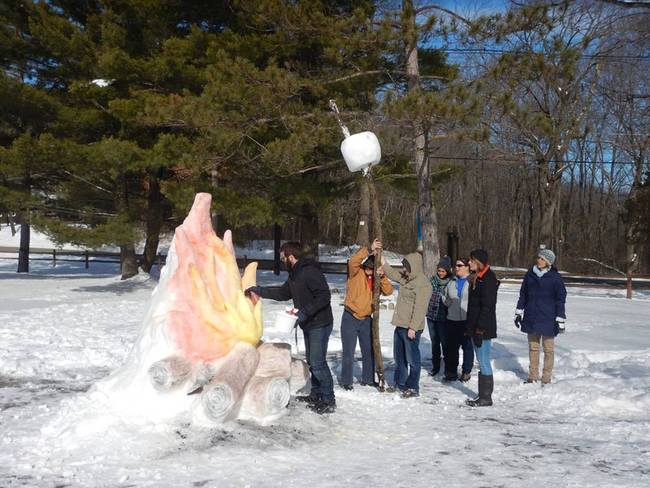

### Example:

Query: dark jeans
xmin=444 ymin=319 xmax=474 ymax=377
xmin=393 ymin=327 xmax=422 ymax=392
xmin=303 ymin=323 xmax=335 ymax=402
xmin=426 ymin=317 xmax=447 ymax=373
xmin=341 ymin=310 xmax=374 ymax=385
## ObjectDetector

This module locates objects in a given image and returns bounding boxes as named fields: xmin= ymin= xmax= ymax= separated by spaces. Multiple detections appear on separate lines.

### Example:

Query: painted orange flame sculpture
xmin=92 ymin=193 xmax=308 ymax=426
xmin=167 ymin=193 xmax=263 ymax=362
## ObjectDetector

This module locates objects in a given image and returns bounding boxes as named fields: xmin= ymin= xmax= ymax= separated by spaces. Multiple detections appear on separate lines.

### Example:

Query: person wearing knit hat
xmin=469 ymin=248 xmax=489 ymax=266
xmin=515 ymin=247 xmax=567 ymax=385
xmin=441 ymin=257 xmax=474 ymax=383
xmin=425 ymin=256 xmax=452 ymax=377
xmin=465 ymin=249 xmax=499 ymax=407
xmin=340 ymin=239 xmax=393 ymax=391
xmin=537 ymin=248 xmax=556 ymax=267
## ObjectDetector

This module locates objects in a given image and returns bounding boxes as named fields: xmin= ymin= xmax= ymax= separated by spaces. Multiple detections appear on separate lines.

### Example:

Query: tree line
xmin=1 ymin=0 xmax=648 ymax=281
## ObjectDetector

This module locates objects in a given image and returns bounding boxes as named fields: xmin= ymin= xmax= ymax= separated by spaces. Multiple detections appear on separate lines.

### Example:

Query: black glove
xmin=554 ymin=318 xmax=565 ymax=335
xmin=295 ymin=309 xmax=308 ymax=327
xmin=244 ymin=286 xmax=262 ymax=297
xmin=514 ymin=314 xmax=522 ymax=329
xmin=472 ymin=328 xmax=485 ymax=348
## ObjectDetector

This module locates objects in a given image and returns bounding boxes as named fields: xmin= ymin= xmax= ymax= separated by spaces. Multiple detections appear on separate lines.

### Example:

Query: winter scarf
xmin=532 ymin=265 xmax=549 ymax=278
xmin=426 ymin=273 xmax=451 ymax=321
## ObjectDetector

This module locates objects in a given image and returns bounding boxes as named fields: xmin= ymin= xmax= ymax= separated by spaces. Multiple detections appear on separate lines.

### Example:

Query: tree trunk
xmin=505 ymin=179 xmax=522 ymax=267
xmin=299 ymin=202 xmax=319 ymax=260
xmin=141 ymin=170 xmax=162 ymax=273
xmin=368 ymin=174 xmax=383 ymax=242
xmin=356 ymin=176 xmax=370 ymax=246
xmin=623 ymin=159 xmax=646 ymax=299
xmin=404 ymin=0 xmax=439 ymax=276
xmin=210 ymin=167 xmax=219 ymax=232
xmin=626 ymin=241 xmax=635 ymax=300
xmin=538 ymin=165 xmax=560 ymax=247
xmin=17 ymin=215 xmax=30 ymax=273
xmin=120 ymin=243 xmax=139 ymax=280
xmin=273 ymin=223 xmax=282 ymax=275
xmin=17 ymin=171 xmax=32 ymax=273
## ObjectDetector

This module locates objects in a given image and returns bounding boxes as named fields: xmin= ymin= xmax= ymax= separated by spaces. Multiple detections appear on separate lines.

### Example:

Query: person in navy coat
xmin=515 ymin=248 xmax=567 ymax=385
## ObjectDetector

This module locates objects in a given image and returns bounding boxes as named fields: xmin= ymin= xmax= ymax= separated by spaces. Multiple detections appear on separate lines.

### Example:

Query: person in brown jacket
xmin=340 ymin=239 xmax=393 ymax=390
xmin=382 ymin=251 xmax=433 ymax=397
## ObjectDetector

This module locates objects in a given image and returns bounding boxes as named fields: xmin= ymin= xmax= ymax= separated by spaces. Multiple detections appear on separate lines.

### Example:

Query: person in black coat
xmin=515 ymin=248 xmax=567 ymax=385
xmin=465 ymin=249 xmax=499 ymax=407
xmin=246 ymin=241 xmax=335 ymax=414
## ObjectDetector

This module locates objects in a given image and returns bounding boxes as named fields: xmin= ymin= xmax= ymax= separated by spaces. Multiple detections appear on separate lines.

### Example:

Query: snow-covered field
xmin=1 ymin=255 xmax=650 ymax=488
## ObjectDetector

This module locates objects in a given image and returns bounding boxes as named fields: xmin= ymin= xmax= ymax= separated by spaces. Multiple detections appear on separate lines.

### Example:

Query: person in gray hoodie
xmin=441 ymin=257 xmax=474 ymax=382
xmin=382 ymin=252 xmax=433 ymax=397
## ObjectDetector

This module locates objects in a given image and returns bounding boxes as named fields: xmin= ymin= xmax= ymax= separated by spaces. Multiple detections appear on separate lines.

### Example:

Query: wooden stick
xmin=372 ymin=247 xmax=385 ymax=390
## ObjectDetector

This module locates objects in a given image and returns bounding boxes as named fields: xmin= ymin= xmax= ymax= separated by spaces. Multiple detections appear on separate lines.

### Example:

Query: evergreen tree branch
xmin=323 ymin=70 xmax=447 ymax=84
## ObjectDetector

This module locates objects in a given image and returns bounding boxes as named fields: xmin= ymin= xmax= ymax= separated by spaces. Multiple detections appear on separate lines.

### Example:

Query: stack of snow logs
xmin=148 ymin=342 xmax=309 ymax=424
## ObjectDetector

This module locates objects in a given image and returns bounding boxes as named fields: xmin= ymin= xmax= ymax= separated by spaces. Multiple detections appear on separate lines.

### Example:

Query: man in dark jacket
xmin=246 ymin=242 xmax=335 ymax=414
xmin=515 ymin=248 xmax=567 ymax=385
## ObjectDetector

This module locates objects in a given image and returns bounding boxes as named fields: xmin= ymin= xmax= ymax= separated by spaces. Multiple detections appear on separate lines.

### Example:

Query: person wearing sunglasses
xmin=514 ymin=248 xmax=567 ymax=385
xmin=441 ymin=257 xmax=474 ymax=382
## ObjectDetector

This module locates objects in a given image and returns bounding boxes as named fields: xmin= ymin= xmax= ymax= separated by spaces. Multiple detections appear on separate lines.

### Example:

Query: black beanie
xmin=361 ymin=254 xmax=375 ymax=269
xmin=470 ymin=248 xmax=489 ymax=265
xmin=437 ymin=255 xmax=452 ymax=274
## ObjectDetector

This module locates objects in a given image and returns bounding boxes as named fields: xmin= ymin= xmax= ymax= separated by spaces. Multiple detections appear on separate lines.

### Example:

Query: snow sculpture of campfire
xmin=93 ymin=193 xmax=308 ymax=426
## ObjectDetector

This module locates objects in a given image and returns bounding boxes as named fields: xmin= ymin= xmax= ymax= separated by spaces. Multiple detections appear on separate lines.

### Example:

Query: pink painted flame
xmin=166 ymin=193 xmax=262 ymax=362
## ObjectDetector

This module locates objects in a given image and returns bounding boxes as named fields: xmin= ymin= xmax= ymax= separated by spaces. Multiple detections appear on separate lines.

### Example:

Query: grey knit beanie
xmin=538 ymin=248 xmax=556 ymax=266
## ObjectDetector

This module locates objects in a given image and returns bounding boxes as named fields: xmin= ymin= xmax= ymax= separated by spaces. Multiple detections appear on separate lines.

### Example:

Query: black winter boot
xmin=295 ymin=393 xmax=320 ymax=404
xmin=465 ymin=373 xmax=493 ymax=407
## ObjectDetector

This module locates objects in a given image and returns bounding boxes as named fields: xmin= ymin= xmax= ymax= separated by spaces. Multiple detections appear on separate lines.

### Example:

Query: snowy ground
xmin=1 ymin=256 xmax=650 ymax=488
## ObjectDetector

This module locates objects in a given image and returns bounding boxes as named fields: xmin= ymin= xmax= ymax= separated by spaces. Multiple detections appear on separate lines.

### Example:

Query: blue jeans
xmin=341 ymin=310 xmax=374 ymax=385
xmin=473 ymin=339 xmax=493 ymax=375
xmin=393 ymin=327 xmax=422 ymax=391
xmin=426 ymin=318 xmax=447 ymax=373
xmin=303 ymin=323 xmax=335 ymax=402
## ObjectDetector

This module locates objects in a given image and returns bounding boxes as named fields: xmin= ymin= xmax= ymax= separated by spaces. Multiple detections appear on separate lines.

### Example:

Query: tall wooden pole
xmin=371 ymin=246 xmax=385 ymax=390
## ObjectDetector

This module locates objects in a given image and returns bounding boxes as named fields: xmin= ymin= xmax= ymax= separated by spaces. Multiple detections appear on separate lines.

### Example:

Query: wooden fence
xmin=1 ymin=246 xmax=649 ymax=288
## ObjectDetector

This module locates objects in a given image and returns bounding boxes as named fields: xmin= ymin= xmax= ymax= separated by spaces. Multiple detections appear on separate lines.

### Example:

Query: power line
xmin=441 ymin=47 xmax=650 ymax=61
xmin=429 ymin=155 xmax=642 ymax=165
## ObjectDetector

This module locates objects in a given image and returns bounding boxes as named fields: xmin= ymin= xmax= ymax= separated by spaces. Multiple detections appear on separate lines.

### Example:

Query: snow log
xmin=200 ymin=342 xmax=259 ymax=422
xmin=148 ymin=356 xmax=193 ymax=391
xmin=239 ymin=377 xmax=291 ymax=422
xmin=289 ymin=358 xmax=310 ymax=394
xmin=254 ymin=342 xmax=292 ymax=378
